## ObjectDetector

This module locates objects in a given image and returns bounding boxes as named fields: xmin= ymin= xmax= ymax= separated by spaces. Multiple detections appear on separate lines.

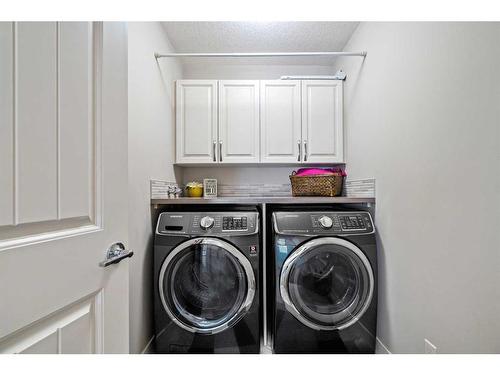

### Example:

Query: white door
xmin=301 ymin=80 xmax=344 ymax=163
xmin=176 ymin=80 xmax=218 ymax=164
xmin=260 ymin=80 xmax=302 ymax=163
xmin=218 ymin=80 xmax=260 ymax=163
xmin=0 ymin=22 xmax=129 ymax=354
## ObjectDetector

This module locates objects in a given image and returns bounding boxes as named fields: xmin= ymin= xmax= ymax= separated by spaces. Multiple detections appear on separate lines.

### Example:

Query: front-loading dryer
xmin=154 ymin=209 xmax=260 ymax=353
xmin=271 ymin=210 xmax=377 ymax=353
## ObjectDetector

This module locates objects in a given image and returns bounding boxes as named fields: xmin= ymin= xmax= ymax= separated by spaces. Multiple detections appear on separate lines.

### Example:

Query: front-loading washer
xmin=154 ymin=209 xmax=260 ymax=353
xmin=271 ymin=209 xmax=377 ymax=353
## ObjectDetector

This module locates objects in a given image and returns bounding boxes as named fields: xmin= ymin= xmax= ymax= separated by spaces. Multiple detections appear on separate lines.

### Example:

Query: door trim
xmin=280 ymin=236 xmax=374 ymax=331
xmin=158 ymin=237 xmax=256 ymax=334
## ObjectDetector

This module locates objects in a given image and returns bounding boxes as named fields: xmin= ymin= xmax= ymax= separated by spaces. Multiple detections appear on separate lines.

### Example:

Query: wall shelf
xmin=151 ymin=196 xmax=375 ymax=206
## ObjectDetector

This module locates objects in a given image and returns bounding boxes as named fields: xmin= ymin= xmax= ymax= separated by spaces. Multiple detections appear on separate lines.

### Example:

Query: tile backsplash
xmin=151 ymin=176 xmax=374 ymax=199
xmin=218 ymin=184 xmax=292 ymax=197
xmin=151 ymin=180 xmax=292 ymax=198
xmin=150 ymin=180 xmax=182 ymax=199
xmin=203 ymin=179 xmax=375 ymax=198
xmin=343 ymin=178 xmax=375 ymax=198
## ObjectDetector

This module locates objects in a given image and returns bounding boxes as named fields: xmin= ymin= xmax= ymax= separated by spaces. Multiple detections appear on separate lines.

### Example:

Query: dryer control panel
xmin=274 ymin=211 xmax=374 ymax=236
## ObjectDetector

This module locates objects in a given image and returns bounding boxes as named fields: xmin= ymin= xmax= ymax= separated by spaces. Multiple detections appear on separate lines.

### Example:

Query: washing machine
xmin=271 ymin=209 xmax=377 ymax=353
xmin=154 ymin=209 xmax=260 ymax=353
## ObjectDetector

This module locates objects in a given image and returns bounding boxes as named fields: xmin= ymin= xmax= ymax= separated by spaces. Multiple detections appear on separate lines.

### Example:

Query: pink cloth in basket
xmin=295 ymin=168 xmax=347 ymax=177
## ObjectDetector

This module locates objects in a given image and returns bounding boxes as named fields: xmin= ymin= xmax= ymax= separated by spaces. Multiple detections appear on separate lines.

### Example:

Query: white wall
xmin=182 ymin=166 xmax=295 ymax=186
xmin=183 ymin=63 xmax=335 ymax=80
xmin=128 ymin=22 xmax=183 ymax=354
xmin=182 ymin=64 xmax=337 ymax=185
xmin=333 ymin=22 xmax=500 ymax=353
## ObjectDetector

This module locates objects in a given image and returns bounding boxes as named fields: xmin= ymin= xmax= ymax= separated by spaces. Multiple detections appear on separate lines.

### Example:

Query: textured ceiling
xmin=161 ymin=22 xmax=359 ymax=66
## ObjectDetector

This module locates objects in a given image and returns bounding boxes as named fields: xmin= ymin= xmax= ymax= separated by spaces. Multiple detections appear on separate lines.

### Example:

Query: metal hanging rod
xmin=154 ymin=51 xmax=367 ymax=59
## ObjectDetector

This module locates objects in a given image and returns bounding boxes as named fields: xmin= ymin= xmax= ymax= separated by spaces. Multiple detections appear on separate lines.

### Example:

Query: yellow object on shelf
xmin=185 ymin=182 xmax=203 ymax=197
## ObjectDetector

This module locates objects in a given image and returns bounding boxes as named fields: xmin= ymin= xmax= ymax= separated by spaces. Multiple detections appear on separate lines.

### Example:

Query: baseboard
xmin=375 ymin=337 xmax=392 ymax=354
xmin=141 ymin=336 xmax=155 ymax=354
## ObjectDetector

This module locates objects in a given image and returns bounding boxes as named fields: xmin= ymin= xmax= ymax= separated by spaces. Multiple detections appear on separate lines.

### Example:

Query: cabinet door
xmin=260 ymin=80 xmax=301 ymax=163
xmin=218 ymin=80 xmax=260 ymax=163
xmin=301 ymin=80 xmax=344 ymax=163
xmin=176 ymin=80 xmax=218 ymax=163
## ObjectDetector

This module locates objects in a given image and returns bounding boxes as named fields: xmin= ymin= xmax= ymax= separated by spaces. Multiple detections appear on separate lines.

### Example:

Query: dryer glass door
xmin=280 ymin=237 xmax=374 ymax=331
xmin=159 ymin=237 xmax=255 ymax=334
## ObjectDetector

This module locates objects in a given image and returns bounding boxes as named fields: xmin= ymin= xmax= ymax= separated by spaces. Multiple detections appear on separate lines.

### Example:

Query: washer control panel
xmin=274 ymin=211 xmax=374 ymax=235
xmin=157 ymin=211 xmax=258 ymax=236
xmin=311 ymin=213 xmax=372 ymax=233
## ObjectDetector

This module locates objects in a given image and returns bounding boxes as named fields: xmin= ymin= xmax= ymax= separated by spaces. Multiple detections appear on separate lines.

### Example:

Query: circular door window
xmin=280 ymin=237 xmax=374 ymax=331
xmin=159 ymin=237 xmax=255 ymax=334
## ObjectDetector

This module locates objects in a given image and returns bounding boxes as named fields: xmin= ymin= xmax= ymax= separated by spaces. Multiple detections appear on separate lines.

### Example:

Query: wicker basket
xmin=289 ymin=172 xmax=344 ymax=197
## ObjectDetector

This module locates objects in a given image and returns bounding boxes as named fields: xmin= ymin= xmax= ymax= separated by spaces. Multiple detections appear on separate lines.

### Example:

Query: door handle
xmin=99 ymin=242 xmax=133 ymax=267
xmin=303 ymin=140 xmax=308 ymax=162
xmin=213 ymin=141 xmax=216 ymax=162
xmin=219 ymin=141 xmax=223 ymax=162
xmin=297 ymin=140 xmax=301 ymax=162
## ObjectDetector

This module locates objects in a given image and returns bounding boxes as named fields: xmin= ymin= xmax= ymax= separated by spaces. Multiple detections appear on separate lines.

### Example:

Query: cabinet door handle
xmin=219 ymin=141 xmax=223 ymax=162
xmin=304 ymin=140 xmax=308 ymax=162
xmin=297 ymin=140 xmax=301 ymax=162
xmin=213 ymin=141 xmax=216 ymax=162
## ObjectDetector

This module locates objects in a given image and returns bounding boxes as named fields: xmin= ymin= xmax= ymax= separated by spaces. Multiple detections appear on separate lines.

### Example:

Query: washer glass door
xmin=159 ymin=237 xmax=255 ymax=334
xmin=281 ymin=237 xmax=374 ymax=330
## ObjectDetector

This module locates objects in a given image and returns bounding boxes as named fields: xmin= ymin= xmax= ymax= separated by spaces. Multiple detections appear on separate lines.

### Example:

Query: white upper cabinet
xmin=175 ymin=79 xmax=344 ymax=164
xmin=260 ymin=81 xmax=301 ymax=163
xmin=218 ymin=81 xmax=260 ymax=163
xmin=176 ymin=80 xmax=218 ymax=163
xmin=301 ymin=80 xmax=344 ymax=163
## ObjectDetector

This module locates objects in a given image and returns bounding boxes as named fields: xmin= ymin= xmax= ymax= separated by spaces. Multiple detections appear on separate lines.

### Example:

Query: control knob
xmin=200 ymin=216 xmax=215 ymax=230
xmin=318 ymin=215 xmax=333 ymax=229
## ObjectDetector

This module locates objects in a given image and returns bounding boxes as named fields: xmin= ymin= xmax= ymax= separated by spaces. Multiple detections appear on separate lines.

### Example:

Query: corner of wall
xmin=127 ymin=21 xmax=183 ymax=354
